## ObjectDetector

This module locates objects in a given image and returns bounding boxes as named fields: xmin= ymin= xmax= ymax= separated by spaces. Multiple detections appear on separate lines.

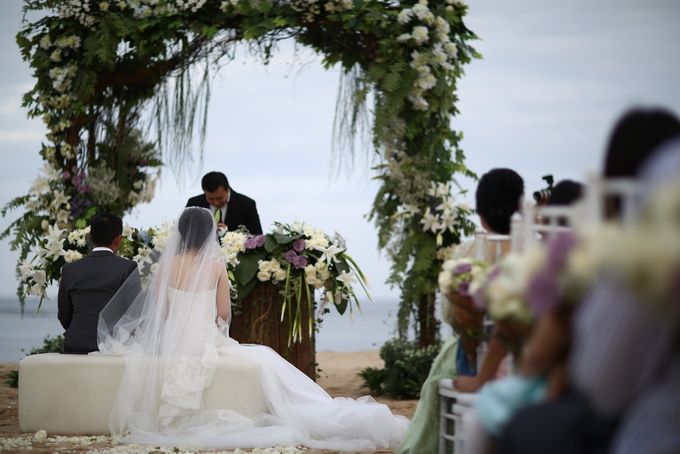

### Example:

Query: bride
xmin=97 ymin=207 xmax=408 ymax=450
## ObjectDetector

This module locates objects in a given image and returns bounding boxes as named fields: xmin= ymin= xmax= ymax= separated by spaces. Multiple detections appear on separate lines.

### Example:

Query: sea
xmin=0 ymin=296 xmax=453 ymax=362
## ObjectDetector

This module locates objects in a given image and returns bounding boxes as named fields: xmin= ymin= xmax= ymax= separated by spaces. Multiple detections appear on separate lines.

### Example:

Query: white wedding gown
xmin=109 ymin=287 xmax=408 ymax=450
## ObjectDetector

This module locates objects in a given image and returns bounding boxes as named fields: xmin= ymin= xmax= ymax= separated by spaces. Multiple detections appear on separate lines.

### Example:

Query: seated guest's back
xmin=58 ymin=213 xmax=139 ymax=354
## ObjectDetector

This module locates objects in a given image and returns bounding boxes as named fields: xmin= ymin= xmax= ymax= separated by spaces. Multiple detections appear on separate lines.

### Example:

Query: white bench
xmin=18 ymin=353 xmax=268 ymax=435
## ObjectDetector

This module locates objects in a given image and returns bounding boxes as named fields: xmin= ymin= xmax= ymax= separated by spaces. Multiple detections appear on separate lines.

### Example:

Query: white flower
xmin=258 ymin=260 xmax=272 ymax=273
xmin=273 ymin=269 xmax=287 ymax=282
xmin=336 ymin=271 xmax=354 ymax=287
xmin=28 ymin=270 xmax=47 ymax=296
xmin=50 ymin=49 xmax=62 ymax=62
xmin=304 ymin=264 xmax=317 ymax=278
xmin=269 ymin=259 xmax=281 ymax=272
xmin=257 ymin=270 xmax=271 ymax=282
xmin=397 ymin=9 xmax=412 ymax=24
xmin=62 ymin=249 xmax=83 ymax=263
xmin=99 ymin=1 xmax=110 ymax=11
xmin=444 ymin=42 xmax=458 ymax=59
xmin=411 ymin=26 xmax=429 ymax=45
xmin=316 ymin=243 xmax=344 ymax=264
xmin=420 ymin=208 xmax=440 ymax=232
xmin=33 ymin=430 xmax=48 ymax=442
xmin=39 ymin=35 xmax=51 ymax=49
xmin=18 ymin=261 xmax=33 ymax=281
xmin=397 ymin=33 xmax=412 ymax=43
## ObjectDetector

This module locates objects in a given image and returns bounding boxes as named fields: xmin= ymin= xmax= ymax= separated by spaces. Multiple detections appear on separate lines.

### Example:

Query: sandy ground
xmin=0 ymin=351 xmax=417 ymax=453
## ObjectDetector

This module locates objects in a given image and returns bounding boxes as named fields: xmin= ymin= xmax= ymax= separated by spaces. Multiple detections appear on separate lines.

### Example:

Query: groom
xmin=185 ymin=171 xmax=263 ymax=234
xmin=58 ymin=213 xmax=139 ymax=354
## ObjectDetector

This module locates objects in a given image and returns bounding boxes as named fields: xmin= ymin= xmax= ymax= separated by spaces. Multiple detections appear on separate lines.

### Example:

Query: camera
xmin=533 ymin=175 xmax=554 ymax=204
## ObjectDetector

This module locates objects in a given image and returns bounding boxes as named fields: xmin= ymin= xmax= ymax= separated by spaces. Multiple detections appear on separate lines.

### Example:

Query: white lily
xmin=336 ymin=271 xmax=354 ymax=287
xmin=317 ymin=243 xmax=345 ymax=264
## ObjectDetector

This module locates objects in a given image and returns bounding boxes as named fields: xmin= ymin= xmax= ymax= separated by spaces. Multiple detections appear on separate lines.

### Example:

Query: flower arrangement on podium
xmin=221 ymin=222 xmax=370 ymax=343
xmin=438 ymin=257 xmax=489 ymax=364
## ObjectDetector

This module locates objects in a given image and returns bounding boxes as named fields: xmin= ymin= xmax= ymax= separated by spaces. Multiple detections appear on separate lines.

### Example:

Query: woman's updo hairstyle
xmin=178 ymin=207 xmax=214 ymax=251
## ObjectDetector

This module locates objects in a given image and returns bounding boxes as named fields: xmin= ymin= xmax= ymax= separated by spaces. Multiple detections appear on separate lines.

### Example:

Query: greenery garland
xmin=5 ymin=0 xmax=478 ymax=345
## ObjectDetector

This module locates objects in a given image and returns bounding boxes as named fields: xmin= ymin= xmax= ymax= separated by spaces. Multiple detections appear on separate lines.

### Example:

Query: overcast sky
xmin=1 ymin=0 xmax=679 ymax=306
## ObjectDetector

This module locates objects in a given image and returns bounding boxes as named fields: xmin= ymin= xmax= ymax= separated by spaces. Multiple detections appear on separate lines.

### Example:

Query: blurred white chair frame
xmin=439 ymin=228 xmax=511 ymax=454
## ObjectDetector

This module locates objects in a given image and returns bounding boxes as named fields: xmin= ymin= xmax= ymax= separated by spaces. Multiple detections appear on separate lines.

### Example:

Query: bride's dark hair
xmin=178 ymin=208 xmax=214 ymax=251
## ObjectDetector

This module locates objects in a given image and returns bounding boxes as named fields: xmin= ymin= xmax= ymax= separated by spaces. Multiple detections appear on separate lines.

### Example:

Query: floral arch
xmin=4 ymin=0 xmax=477 ymax=346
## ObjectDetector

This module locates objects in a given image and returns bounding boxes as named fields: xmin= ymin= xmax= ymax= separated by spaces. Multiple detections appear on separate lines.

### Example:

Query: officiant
xmin=186 ymin=171 xmax=263 ymax=234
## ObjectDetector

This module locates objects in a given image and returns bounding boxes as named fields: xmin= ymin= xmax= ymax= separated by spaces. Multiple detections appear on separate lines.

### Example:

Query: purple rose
xmin=453 ymin=262 xmax=473 ymax=275
xmin=293 ymin=239 xmax=305 ymax=252
xmin=457 ymin=280 xmax=470 ymax=296
xmin=72 ymin=175 xmax=82 ymax=186
xmin=284 ymin=250 xmax=298 ymax=263
xmin=547 ymin=232 xmax=577 ymax=270
xmin=244 ymin=237 xmax=258 ymax=249
xmin=254 ymin=235 xmax=266 ymax=247
xmin=292 ymin=255 xmax=308 ymax=270
xmin=526 ymin=269 xmax=559 ymax=317
xmin=77 ymin=184 xmax=89 ymax=194
xmin=62 ymin=171 xmax=71 ymax=180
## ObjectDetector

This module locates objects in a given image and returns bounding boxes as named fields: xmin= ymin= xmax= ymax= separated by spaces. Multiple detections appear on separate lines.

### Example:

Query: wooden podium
xmin=229 ymin=282 xmax=316 ymax=381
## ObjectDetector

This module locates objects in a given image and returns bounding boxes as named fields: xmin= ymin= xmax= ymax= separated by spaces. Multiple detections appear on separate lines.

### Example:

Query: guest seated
xmin=396 ymin=168 xmax=524 ymax=454
xmin=57 ymin=213 xmax=139 ymax=354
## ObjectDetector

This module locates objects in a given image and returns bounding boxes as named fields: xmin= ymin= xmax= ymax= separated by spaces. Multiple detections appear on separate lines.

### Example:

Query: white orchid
xmin=420 ymin=208 xmax=440 ymax=232
xmin=336 ymin=271 xmax=354 ymax=287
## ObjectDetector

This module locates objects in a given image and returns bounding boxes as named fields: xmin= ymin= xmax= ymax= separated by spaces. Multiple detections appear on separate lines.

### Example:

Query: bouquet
xmin=438 ymin=257 xmax=489 ymax=364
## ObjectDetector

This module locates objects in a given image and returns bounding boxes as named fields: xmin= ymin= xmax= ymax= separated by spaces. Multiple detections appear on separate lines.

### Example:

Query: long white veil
xmin=97 ymin=207 xmax=408 ymax=450
xmin=98 ymin=207 xmax=231 ymax=438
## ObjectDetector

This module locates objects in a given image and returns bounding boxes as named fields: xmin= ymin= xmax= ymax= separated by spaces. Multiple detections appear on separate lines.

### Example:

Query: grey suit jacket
xmin=57 ymin=250 xmax=139 ymax=354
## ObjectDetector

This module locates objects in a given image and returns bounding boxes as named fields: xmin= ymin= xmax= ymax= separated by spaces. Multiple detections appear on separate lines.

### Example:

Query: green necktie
xmin=214 ymin=208 xmax=222 ymax=224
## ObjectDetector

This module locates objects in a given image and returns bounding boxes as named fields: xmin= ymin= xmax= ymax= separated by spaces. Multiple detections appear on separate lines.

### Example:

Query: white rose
xmin=257 ymin=270 xmax=271 ymax=282
xmin=258 ymin=260 xmax=272 ymax=273
xmin=306 ymin=276 xmax=319 ymax=287
xmin=304 ymin=264 xmax=317 ymax=278
xmin=269 ymin=259 xmax=281 ymax=272
xmin=273 ymin=269 xmax=287 ymax=282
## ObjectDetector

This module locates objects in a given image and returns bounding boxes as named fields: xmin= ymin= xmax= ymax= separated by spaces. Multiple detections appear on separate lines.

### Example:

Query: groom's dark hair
xmin=90 ymin=213 xmax=123 ymax=246
xmin=202 ymin=172 xmax=229 ymax=192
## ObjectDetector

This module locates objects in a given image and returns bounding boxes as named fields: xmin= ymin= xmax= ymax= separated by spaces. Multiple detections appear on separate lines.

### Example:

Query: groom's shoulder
xmin=186 ymin=193 xmax=207 ymax=207
xmin=231 ymin=190 xmax=256 ymax=206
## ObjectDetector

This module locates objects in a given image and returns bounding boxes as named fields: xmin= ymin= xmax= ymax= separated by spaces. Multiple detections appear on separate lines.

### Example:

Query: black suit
xmin=185 ymin=190 xmax=263 ymax=234
xmin=57 ymin=250 xmax=139 ymax=354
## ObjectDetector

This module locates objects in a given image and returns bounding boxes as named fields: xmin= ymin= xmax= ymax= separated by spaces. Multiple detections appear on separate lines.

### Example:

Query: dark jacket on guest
xmin=57 ymin=250 xmax=138 ymax=354
xmin=185 ymin=190 xmax=263 ymax=234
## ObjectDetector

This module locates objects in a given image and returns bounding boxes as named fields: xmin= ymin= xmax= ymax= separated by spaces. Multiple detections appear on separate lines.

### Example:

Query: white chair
xmin=439 ymin=378 xmax=477 ymax=454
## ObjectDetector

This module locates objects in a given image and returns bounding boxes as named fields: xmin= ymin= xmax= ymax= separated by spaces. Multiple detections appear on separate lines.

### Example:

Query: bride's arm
xmin=216 ymin=265 xmax=231 ymax=325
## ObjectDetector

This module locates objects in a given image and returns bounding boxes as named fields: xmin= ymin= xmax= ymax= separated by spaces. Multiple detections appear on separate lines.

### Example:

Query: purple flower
xmin=453 ymin=262 xmax=473 ymax=275
xmin=77 ymin=184 xmax=89 ymax=194
xmin=547 ymin=232 xmax=577 ymax=270
xmin=457 ymin=280 xmax=470 ymax=296
xmin=472 ymin=267 xmax=500 ymax=310
xmin=526 ymin=269 xmax=559 ymax=317
xmin=72 ymin=175 xmax=82 ymax=186
xmin=244 ymin=235 xmax=265 ymax=249
xmin=293 ymin=239 xmax=305 ymax=252
xmin=62 ymin=171 xmax=71 ymax=180
xmin=292 ymin=255 xmax=308 ymax=270
xmin=284 ymin=250 xmax=298 ymax=263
